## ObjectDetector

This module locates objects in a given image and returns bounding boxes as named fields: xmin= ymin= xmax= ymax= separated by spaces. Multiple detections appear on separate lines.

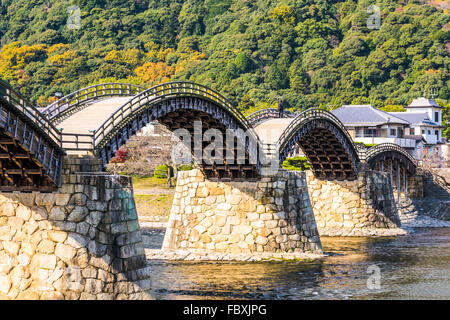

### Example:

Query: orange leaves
xmin=47 ymin=50 xmax=76 ymax=66
xmin=104 ymin=48 xmax=143 ymax=66
xmin=133 ymin=41 xmax=206 ymax=83
xmin=48 ymin=96 xmax=58 ymax=104
xmin=36 ymin=95 xmax=58 ymax=107
xmin=134 ymin=61 xmax=173 ymax=84
xmin=47 ymin=43 xmax=70 ymax=54
xmin=0 ymin=42 xmax=47 ymax=81
xmin=9 ymin=42 xmax=47 ymax=66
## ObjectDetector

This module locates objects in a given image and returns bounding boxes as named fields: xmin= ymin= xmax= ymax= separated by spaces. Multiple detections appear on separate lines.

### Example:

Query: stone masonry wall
xmin=162 ymin=169 xmax=322 ymax=254
xmin=407 ymin=176 xmax=424 ymax=198
xmin=0 ymin=156 xmax=152 ymax=300
xmin=306 ymin=169 xmax=404 ymax=236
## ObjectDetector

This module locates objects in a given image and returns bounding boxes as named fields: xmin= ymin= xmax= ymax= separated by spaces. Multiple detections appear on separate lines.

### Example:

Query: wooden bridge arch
xmin=90 ymin=82 xmax=263 ymax=180
xmin=276 ymin=108 xmax=360 ymax=181
xmin=0 ymin=81 xmax=64 ymax=191
xmin=361 ymin=143 xmax=417 ymax=201
xmin=41 ymin=83 xmax=146 ymax=125
xmin=246 ymin=108 xmax=294 ymax=127
xmin=363 ymin=143 xmax=417 ymax=174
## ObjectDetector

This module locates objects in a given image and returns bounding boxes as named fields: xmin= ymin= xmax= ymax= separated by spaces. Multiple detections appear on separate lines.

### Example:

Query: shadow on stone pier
xmin=306 ymin=169 xmax=404 ymax=237
xmin=0 ymin=155 xmax=153 ymax=300
xmin=161 ymin=166 xmax=407 ymax=260
xmin=162 ymin=169 xmax=322 ymax=256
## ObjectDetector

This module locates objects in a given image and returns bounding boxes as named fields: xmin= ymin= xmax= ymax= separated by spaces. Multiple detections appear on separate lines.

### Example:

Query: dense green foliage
xmin=282 ymin=156 xmax=310 ymax=171
xmin=354 ymin=141 xmax=378 ymax=147
xmin=153 ymin=164 xmax=169 ymax=178
xmin=0 ymin=0 xmax=448 ymax=125
xmin=438 ymin=99 xmax=450 ymax=140
xmin=379 ymin=105 xmax=406 ymax=112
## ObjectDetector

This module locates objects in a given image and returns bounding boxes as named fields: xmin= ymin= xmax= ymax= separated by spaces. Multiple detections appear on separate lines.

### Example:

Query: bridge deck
xmin=58 ymin=97 xmax=131 ymax=134
xmin=254 ymin=118 xmax=294 ymax=145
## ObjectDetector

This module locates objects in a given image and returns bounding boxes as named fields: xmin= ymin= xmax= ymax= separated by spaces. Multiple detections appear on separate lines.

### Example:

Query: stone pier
xmin=407 ymin=176 xmax=424 ymax=198
xmin=163 ymin=169 xmax=323 ymax=255
xmin=0 ymin=156 xmax=153 ymax=300
xmin=306 ymin=169 xmax=405 ymax=236
xmin=162 ymin=167 xmax=407 ymax=257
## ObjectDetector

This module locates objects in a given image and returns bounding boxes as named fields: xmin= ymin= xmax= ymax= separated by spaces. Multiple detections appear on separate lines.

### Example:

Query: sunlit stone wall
xmin=306 ymin=170 xmax=404 ymax=236
xmin=0 ymin=156 xmax=152 ymax=300
xmin=163 ymin=169 xmax=323 ymax=254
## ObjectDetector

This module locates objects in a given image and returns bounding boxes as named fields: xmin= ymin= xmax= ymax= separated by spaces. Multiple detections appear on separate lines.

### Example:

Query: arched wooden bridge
xmin=0 ymin=81 xmax=65 ymax=191
xmin=246 ymin=108 xmax=294 ymax=127
xmin=276 ymin=108 xmax=360 ymax=181
xmin=362 ymin=143 xmax=417 ymax=201
xmin=0 ymin=81 xmax=418 ymax=190
xmin=41 ymin=83 xmax=146 ymax=124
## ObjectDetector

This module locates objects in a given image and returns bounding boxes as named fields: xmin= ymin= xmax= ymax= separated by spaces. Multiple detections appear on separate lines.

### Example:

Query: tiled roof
xmin=331 ymin=105 xmax=410 ymax=126
xmin=407 ymin=97 xmax=442 ymax=108
xmin=389 ymin=112 xmax=440 ymax=126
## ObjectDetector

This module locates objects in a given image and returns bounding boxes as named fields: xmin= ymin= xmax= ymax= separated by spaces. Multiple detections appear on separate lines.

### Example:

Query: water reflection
xmin=144 ymin=228 xmax=450 ymax=300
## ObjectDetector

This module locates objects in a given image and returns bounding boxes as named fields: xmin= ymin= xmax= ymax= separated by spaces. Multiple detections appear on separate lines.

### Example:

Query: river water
xmin=144 ymin=227 xmax=450 ymax=300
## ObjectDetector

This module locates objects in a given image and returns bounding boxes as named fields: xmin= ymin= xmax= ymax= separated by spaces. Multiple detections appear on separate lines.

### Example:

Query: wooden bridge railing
xmin=364 ymin=143 xmax=417 ymax=165
xmin=0 ymin=81 xmax=64 ymax=187
xmin=246 ymin=108 xmax=294 ymax=127
xmin=92 ymin=81 xmax=262 ymax=154
xmin=276 ymin=108 xmax=356 ymax=152
xmin=41 ymin=82 xmax=146 ymax=123
xmin=354 ymin=143 xmax=368 ymax=161
xmin=0 ymin=82 xmax=63 ymax=148
xmin=61 ymin=132 xmax=95 ymax=152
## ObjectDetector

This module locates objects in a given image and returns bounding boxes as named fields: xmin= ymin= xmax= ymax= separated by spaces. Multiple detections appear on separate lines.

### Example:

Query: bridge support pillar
xmin=404 ymin=169 xmax=408 ymax=198
xmin=163 ymin=169 xmax=322 ymax=255
xmin=406 ymin=175 xmax=424 ymax=198
xmin=306 ymin=168 xmax=405 ymax=236
xmin=0 ymin=155 xmax=153 ymax=300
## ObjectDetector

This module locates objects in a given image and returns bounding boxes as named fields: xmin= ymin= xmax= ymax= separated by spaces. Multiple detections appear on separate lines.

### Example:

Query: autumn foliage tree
xmin=110 ymin=148 xmax=130 ymax=164
xmin=0 ymin=0 xmax=447 ymax=125
xmin=134 ymin=61 xmax=173 ymax=84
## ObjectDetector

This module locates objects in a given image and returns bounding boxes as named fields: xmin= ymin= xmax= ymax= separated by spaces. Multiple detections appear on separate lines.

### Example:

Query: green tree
xmin=379 ymin=105 xmax=406 ymax=112
xmin=234 ymin=52 xmax=252 ymax=73
xmin=178 ymin=0 xmax=206 ymax=37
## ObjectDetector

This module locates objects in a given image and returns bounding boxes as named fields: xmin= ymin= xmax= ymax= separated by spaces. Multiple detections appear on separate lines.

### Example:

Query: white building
xmin=391 ymin=97 xmax=443 ymax=145
xmin=331 ymin=105 xmax=416 ymax=148
xmin=332 ymin=98 xmax=444 ymax=150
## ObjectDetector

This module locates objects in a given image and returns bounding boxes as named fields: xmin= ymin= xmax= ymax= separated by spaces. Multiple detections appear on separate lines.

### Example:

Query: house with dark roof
xmin=331 ymin=97 xmax=444 ymax=149
xmin=331 ymin=104 xmax=416 ymax=148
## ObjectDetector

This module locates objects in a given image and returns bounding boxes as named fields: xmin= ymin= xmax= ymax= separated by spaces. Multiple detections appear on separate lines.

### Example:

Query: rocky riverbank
xmin=398 ymin=198 xmax=450 ymax=228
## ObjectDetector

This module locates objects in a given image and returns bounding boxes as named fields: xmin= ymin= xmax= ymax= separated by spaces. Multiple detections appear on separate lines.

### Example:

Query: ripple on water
xmin=144 ymin=227 xmax=450 ymax=300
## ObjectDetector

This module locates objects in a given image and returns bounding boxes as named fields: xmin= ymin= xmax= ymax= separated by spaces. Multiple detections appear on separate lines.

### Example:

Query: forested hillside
xmin=0 ymin=0 xmax=448 ymax=113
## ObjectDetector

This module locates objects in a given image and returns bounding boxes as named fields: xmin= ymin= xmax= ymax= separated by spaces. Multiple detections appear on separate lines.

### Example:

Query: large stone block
xmin=55 ymin=243 xmax=77 ymax=262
